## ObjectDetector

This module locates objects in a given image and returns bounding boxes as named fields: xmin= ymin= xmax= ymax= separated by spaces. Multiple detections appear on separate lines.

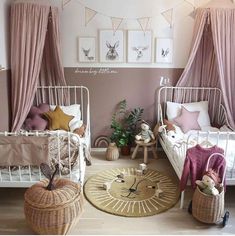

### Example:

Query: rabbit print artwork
xmin=106 ymin=41 xmax=119 ymax=61
xmin=132 ymin=46 xmax=149 ymax=60
xmin=82 ymin=48 xmax=94 ymax=61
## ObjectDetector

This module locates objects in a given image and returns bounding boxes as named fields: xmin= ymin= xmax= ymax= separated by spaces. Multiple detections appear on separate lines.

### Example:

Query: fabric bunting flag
xmin=188 ymin=9 xmax=196 ymax=19
xmin=184 ymin=0 xmax=195 ymax=8
xmin=137 ymin=17 xmax=150 ymax=33
xmin=85 ymin=7 xmax=97 ymax=26
xmin=161 ymin=8 xmax=173 ymax=28
xmin=62 ymin=0 xmax=72 ymax=10
xmin=111 ymin=17 xmax=123 ymax=34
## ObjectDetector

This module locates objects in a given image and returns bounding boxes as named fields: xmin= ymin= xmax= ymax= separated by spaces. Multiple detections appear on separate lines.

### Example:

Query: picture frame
xmin=127 ymin=30 xmax=152 ymax=63
xmin=99 ymin=30 xmax=124 ymax=63
xmin=155 ymin=38 xmax=173 ymax=63
xmin=78 ymin=37 xmax=96 ymax=62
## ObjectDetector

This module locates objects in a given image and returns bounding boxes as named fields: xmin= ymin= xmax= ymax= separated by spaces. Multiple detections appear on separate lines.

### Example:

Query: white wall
xmin=0 ymin=0 xmax=213 ymax=69
xmin=0 ymin=0 xmax=12 ymax=70
xmin=60 ymin=0 xmax=211 ymax=68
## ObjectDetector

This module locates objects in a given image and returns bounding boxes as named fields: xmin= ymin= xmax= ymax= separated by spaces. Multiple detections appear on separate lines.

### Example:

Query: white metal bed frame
xmin=0 ymin=86 xmax=90 ymax=188
xmin=157 ymin=86 xmax=235 ymax=209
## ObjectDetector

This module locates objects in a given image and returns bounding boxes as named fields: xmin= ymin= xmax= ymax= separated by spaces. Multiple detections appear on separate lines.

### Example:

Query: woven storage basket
xmin=24 ymin=178 xmax=84 ymax=235
xmin=192 ymin=186 xmax=224 ymax=224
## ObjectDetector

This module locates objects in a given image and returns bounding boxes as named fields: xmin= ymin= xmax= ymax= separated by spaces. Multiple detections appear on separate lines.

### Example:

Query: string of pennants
xmin=62 ymin=0 xmax=196 ymax=33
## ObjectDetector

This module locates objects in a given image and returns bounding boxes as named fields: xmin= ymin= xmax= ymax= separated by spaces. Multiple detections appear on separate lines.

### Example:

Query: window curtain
xmin=176 ymin=8 xmax=235 ymax=129
xmin=10 ymin=2 xmax=67 ymax=131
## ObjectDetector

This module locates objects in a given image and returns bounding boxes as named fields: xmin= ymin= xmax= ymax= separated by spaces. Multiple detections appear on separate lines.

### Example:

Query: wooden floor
xmin=0 ymin=150 xmax=234 ymax=235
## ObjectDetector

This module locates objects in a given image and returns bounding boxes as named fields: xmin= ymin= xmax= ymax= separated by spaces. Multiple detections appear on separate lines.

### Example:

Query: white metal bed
xmin=157 ymin=86 xmax=235 ymax=208
xmin=0 ymin=86 xmax=90 ymax=188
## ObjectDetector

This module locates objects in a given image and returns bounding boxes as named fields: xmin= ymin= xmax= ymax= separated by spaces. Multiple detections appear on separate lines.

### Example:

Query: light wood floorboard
xmin=0 ymin=151 xmax=234 ymax=235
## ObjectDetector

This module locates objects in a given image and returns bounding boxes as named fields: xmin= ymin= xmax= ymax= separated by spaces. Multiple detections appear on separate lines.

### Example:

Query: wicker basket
xmin=106 ymin=143 xmax=119 ymax=161
xmin=24 ymin=178 xmax=84 ymax=235
xmin=192 ymin=186 xmax=224 ymax=224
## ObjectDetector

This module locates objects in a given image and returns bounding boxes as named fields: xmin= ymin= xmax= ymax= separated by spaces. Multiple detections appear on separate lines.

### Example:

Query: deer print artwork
xmin=82 ymin=48 xmax=94 ymax=61
xmin=132 ymin=46 xmax=149 ymax=60
xmin=106 ymin=41 xmax=119 ymax=61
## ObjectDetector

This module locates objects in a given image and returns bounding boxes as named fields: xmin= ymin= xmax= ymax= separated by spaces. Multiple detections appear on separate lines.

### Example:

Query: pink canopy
xmin=176 ymin=0 xmax=235 ymax=129
xmin=10 ymin=2 xmax=67 ymax=131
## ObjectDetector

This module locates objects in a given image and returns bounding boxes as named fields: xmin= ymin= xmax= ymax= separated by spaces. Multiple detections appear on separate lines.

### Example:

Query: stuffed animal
xmin=135 ymin=120 xmax=155 ymax=143
xmin=195 ymin=169 xmax=220 ymax=196
xmin=158 ymin=119 xmax=177 ymax=138
xmin=73 ymin=124 xmax=86 ymax=137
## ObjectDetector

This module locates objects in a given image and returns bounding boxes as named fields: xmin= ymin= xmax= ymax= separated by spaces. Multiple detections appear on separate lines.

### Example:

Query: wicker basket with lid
xmin=24 ymin=178 xmax=84 ymax=235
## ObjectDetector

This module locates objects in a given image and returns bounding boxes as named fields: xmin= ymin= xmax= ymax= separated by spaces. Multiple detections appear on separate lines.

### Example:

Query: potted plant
xmin=110 ymin=100 xmax=144 ymax=155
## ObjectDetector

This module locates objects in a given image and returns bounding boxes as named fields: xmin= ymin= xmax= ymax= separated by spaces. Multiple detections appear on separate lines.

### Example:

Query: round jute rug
xmin=84 ymin=167 xmax=180 ymax=217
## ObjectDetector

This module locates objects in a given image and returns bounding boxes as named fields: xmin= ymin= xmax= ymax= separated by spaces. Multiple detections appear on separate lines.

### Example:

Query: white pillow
xmin=166 ymin=101 xmax=211 ymax=128
xmin=69 ymin=118 xmax=83 ymax=132
xmin=220 ymin=125 xmax=233 ymax=132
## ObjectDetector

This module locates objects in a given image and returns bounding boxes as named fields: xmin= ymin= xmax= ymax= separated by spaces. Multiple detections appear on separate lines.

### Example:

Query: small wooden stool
xmin=131 ymin=140 xmax=158 ymax=163
xmin=131 ymin=124 xmax=159 ymax=164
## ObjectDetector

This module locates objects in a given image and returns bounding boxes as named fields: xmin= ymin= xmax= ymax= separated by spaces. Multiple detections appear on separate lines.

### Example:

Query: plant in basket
xmin=110 ymin=99 xmax=143 ymax=155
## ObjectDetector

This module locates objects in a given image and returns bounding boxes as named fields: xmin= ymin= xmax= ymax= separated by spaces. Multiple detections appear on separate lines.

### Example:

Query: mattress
xmin=161 ymin=128 xmax=235 ymax=179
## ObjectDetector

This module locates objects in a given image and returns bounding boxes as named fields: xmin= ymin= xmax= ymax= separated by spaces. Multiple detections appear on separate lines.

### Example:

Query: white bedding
xmin=161 ymin=125 xmax=235 ymax=179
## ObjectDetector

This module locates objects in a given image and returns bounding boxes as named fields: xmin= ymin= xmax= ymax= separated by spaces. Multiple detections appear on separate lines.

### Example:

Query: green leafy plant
xmin=110 ymin=100 xmax=144 ymax=147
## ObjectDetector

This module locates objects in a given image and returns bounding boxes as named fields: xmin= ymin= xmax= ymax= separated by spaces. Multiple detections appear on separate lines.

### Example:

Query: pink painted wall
xmin=65 ymin=67 xmax=183 ymax=146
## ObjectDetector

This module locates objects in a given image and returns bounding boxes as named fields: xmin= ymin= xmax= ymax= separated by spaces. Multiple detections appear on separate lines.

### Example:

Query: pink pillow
xmin=28 ymin=103 xmax=50 ymax=118
xmin=24 ymin=115 xmax=48 ymax=131
xmin=174 ymin=107 xmax=201 ymax=133
xmin=24 ymin=103 xmax=50 ymax=131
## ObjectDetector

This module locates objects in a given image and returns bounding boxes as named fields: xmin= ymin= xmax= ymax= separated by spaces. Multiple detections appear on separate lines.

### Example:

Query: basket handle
xmin=206 ymin=153 xmax=226 ymax=185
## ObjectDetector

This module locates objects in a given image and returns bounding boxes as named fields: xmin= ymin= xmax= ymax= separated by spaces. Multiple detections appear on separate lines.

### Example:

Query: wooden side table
xmin=131 ymin=139 xmax=158 ymax=164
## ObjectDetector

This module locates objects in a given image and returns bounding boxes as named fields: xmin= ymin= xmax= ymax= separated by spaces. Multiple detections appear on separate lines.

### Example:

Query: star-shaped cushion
xmin=43 ymin=106 xmax=74 ymax=131
xmin=174 ymin=106 xmax=201 ymax=133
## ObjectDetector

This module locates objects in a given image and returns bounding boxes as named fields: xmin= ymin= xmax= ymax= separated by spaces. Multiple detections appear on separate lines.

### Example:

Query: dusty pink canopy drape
xmin=176 ymin=8 xmax=235 ymax=129
xmin=10 ymin=2 xmax=66 ymax=132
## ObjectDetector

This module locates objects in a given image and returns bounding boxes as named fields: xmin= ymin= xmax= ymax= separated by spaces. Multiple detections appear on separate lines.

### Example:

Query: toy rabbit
xmin=195 ymin=169 xmax=220 ymax=196
xmin=135 ymin=120 xmax=155 ymax=144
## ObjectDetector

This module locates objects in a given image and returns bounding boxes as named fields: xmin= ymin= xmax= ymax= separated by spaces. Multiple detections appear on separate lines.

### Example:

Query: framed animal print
xmin=78 ymin=37 xmax=96 ymax=62
xmin=156 ymin=38 xmax=173 ymax=63
xmin=127 ymin=30 xmax=152 ymax=63
xmin=99 ymin=30 xmax=124 ymax=63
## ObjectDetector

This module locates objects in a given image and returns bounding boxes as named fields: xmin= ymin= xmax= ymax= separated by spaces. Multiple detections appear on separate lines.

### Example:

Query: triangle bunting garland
xmin=62 ymin=0 xmax=198 ymax=29
xmin=184 ymin=0 xmax=195 ymax=8
xmin=62 ymin=0 xmax=72 ymax=9
xmin=111 ymin=17 xmax=123 ymax=34
xmin=137 ymin=17 xmax=150 ymax=33
xmin=188 ymin=9 xmax=196 ymax=19
xmin=161 ymin=8 xmax=173 ymax=28
xmin=85 ymin=7 xmax=97 ymax=26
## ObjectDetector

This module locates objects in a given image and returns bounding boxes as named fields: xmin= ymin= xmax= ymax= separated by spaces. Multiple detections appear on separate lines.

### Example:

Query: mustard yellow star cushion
xmin=43 ymin=106 xmax=74 ymax=131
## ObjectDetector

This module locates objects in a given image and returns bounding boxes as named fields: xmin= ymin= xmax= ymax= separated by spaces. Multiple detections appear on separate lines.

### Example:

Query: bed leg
xmin=180 ymin=191 xmax=185 ymax=209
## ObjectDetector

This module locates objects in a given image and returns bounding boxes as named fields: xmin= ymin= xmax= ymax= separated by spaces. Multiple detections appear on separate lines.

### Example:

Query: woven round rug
xmin=84 ymin=167 xmax=180 ymax=217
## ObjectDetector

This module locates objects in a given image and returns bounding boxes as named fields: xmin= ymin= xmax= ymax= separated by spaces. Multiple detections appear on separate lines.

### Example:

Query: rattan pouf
xmin=24 ymin=178 xmax=84 ymax=235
